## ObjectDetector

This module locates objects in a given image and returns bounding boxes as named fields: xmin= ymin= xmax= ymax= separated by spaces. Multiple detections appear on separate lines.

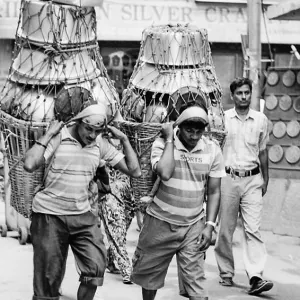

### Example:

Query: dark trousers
xmin=31 ymin=211 xmax=107 ymax=300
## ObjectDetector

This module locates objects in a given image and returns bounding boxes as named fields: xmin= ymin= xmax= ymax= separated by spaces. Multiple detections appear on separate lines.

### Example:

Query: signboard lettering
xmin=205 ymin=6 xmax=246 ymax=23
xmin=0 ymin=0 xmax=298 ymax=44
xmin=99 ymin=3 xmax=192 ymax=23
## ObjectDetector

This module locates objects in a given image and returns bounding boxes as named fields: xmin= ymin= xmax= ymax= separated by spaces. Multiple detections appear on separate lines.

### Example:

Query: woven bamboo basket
xmin=118 ymin=121 xmax=161 ymax=209
xmin=118 ymin=120 xmax=226 ymax=209
xmin=119 ymin=24 xmax=227 ymax=206
xmin=0 ymin=110 xmax=48 ymax=218
xmin=0 ymin=0 xmax=121 ymax=220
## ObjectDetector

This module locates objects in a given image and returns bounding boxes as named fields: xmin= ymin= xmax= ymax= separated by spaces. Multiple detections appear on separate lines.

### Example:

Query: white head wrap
xmin=71 ymin=103 xmax=107 ymax=128
xmin=174 ymin=106 xmax=208 ymax=127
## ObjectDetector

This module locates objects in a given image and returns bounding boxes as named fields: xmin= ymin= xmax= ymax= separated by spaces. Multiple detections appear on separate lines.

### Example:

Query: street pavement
xmin=1 ymin=200 xmax=300 ymax=300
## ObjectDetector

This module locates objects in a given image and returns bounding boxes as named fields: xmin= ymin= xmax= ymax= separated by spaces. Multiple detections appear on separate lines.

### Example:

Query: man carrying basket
xmin=131 ymin=102 xmax=226 ymax=300
xmin=24 ymin=103 xmax=141 ymax=300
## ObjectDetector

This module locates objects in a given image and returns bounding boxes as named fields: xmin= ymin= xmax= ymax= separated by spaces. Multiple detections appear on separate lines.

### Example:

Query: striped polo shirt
xmin=223 ymin=108 xmax=269 ymax=169
xmin=147 ymin=130 xmax=226 ymax=226
xmin=32 ymin=126 xmax=124 ymax=215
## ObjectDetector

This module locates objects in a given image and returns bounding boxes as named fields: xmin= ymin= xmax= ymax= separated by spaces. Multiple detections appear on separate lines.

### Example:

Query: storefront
xmin=1 ymin=0 xmax=300 ymax=105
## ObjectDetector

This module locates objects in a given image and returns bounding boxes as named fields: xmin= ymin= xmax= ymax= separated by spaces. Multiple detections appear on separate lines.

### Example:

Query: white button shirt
xmin=223 ymin=108 xmax=269 ymax=170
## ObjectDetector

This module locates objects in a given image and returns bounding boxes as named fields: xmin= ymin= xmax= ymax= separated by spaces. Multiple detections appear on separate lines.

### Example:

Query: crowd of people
xmin=24 ymin=77 xmax=273 ymax=300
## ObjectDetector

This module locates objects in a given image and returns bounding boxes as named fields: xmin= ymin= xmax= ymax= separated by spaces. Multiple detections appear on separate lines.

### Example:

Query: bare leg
xmin=77 ymin=283 xmax=97 ymax=300
xmin=136 ymin=210 xmax=144 ymax=231
xmin=142 ymin=288 xmax=157 ymax=300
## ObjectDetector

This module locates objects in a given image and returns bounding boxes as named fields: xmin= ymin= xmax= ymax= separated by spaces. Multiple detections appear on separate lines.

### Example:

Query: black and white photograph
xmin=0 ymin=0 xmax=299 ymax=299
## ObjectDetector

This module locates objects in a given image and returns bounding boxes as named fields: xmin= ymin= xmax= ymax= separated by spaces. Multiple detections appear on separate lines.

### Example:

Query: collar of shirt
xmin=173 ymin=127 xmax=205 ymax=153
xmin=229 ymin=108 xmax=255 ymax=121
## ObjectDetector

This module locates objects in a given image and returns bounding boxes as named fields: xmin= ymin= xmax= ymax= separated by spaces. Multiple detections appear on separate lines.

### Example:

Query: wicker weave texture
xmin=118 ymin=121 xmax=161 ymax=204
xmin=118 ymin=120 xmax=226 ymax=205
xmin=0 ymin=110 xmax=48 ymax=218
xmin=119 ymin=24 xmax=227 ymax=204
xmin=0 ymin=0 xmax=120 ymax=218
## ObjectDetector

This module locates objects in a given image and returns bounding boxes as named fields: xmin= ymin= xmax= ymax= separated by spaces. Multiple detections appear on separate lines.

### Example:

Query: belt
xmin=225 ymin=165 xmax=260 ymax=177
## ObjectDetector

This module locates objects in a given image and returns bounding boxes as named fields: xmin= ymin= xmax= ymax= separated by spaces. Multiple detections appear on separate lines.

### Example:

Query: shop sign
xmin=0 ymin=0 xmax=300 ymax=44
xmin=95 ymin=1 xmax=300 ymax=44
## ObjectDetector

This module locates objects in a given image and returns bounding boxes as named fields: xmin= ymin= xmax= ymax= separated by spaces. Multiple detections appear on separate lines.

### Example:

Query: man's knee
xmin=79 ymin=276 xmax=104 ymax=287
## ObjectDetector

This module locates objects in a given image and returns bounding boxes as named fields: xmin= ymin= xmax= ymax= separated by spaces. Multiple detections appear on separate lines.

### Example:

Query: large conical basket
xmin=0 ymin=0 xmax=120 ymax=218
xmin=0 ymin=110 xmax=48 ymax=218
xmin=119 ymin=24 xmax=227 ymax=208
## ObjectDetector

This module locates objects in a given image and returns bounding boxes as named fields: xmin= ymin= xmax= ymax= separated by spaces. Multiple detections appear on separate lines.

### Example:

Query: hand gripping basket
xmin=0 ymin=110 xmax=48 ymax=218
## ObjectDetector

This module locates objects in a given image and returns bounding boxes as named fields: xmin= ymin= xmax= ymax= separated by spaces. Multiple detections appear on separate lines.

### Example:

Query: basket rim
xmin=0 ymin=109 xmax=49 ymax=128
xmin=117 ymin=119 xmax=163 ymax=129
xmin=117 ymin=119 xmax=227 ymax=134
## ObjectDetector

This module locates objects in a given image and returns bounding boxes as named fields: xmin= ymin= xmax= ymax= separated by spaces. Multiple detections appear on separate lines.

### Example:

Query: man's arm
xmin=258 ymin=115 xmax=269 ymax=196
xmin=24 ymin=121 xmax=64 ymax=173
xmin=155 ymin=122 xmax=175 ymax=181
xmin=198 ymin=177 xmax=221 ymax=251
xmin=107 ymin=125 xmax=141 ymax=178
xmin=259 ymin=148 xmax=269 ymax=196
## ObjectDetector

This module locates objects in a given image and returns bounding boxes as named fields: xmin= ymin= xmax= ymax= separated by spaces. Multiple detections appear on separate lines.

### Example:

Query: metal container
xmin=90 ymin=77 xmax=119 ymax=121
xmin=19 ymin=90 xmax=55 ymax=122
xmin=131 ymin=62 xmax=220 ymax=95
xmin=285 ymin=145 xmax=300 ymax=164
xmin=19 ymin=0 xmax=97 ymax=47
xmin=11 ymin=48 xmax=100 ymax=85
xmin=140 ymin=24 xmax=211 ymax=67
xmin=269 ymin=144 xmax=284 ymax=163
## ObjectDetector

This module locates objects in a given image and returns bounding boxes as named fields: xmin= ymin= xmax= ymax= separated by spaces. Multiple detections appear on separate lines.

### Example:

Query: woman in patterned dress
xmin=98 ymin=166 xmax=137 ymax=284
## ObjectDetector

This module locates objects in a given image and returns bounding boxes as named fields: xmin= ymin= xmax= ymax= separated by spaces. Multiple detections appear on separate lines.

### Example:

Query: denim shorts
xmin=131 ymin=214 xmax=208 ymax=299
xmin=30 ymin=211 xmax=107 ymax=300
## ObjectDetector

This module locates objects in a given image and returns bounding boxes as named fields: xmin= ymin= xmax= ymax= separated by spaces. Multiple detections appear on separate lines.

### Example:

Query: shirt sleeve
xmin=98 ymin=136 xmax=124 ymax=167
xmin=209 ymin=143 xmax=226 ymax=178
xmin=99 ymin=159 xmax=106 ymax=168
xmin=43 ymin=133 xmax=61 ymax=163
xmin=259 ymin=115 xmax=269 ymax=151
xmin=150 ymin=137 xmax=165 ymax=171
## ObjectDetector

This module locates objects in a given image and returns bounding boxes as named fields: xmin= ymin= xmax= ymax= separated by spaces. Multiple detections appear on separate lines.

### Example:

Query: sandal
xmin=123 ymin=277 xmax=133 ymax=285
xmin=219 ymin=278 xmax=233 ymax=286
xmin=106 ymin=264 xmax=121 ymax=274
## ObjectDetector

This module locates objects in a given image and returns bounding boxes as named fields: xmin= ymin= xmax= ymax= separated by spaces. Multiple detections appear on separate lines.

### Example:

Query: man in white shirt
xmin=214 ymin=78 xmax=273 ymax=295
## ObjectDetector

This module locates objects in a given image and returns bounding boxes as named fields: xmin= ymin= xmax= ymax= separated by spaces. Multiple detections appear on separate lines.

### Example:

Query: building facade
xmin=1 ymin=0 xmax=300 ymax=105
xmin=96 ymin=0 xmax=300 ymax=106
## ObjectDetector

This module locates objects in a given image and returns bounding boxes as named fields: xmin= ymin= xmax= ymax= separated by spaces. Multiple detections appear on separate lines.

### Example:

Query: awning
xmin=267 ymin=0 xmax=300 ymax=20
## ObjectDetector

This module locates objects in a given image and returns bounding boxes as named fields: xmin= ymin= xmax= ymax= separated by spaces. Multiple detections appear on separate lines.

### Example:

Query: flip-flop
xmin=123 ymin=278 xmax=133 ymax=285
xmin=219 ymin=278 xmax=233 ymax=286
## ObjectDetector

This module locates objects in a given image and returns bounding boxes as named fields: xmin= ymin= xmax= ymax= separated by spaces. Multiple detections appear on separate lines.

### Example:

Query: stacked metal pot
xmin=121 ymin=24 xmax=225 ymax=130
xmin=0 ymin=0 xmax=118 ymax=123
xmin=120 ymin=24 xmax=227 ymax=207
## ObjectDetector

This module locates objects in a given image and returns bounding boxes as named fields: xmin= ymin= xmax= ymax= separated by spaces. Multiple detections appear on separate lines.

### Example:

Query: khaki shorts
xmin=131 ymin=214 xmax=208 ymax=299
